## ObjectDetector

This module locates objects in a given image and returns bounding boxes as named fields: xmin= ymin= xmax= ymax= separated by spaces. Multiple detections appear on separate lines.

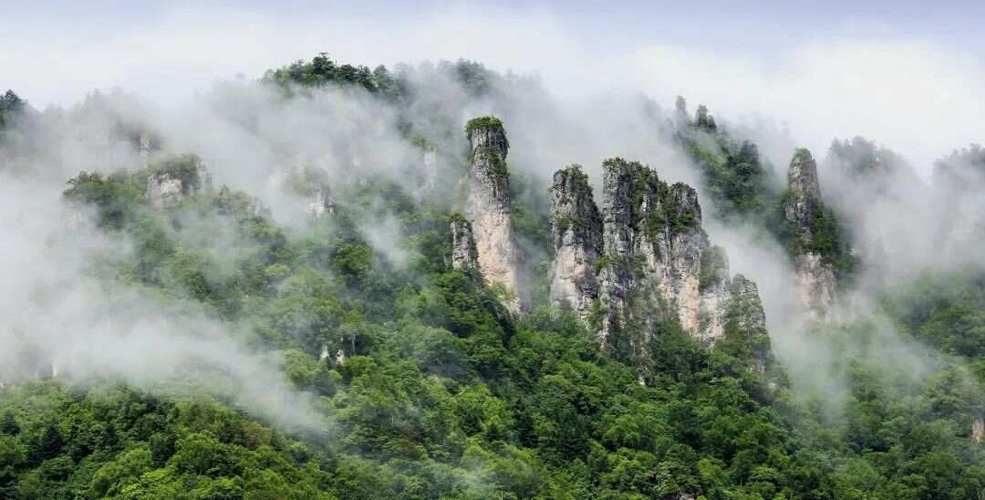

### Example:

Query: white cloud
xmin=626 ymin=39 xmax=985 ymax=172
xmin=4 ymin=5 xmax=982 ymax=174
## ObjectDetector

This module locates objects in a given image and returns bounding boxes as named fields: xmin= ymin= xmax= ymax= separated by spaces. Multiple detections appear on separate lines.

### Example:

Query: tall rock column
xmin=590 ymin=159 xmax=769 ymax=357
xmin=549 ymin=165 xmax=602 ymax=319
xmin=783 ymin=148 xmax=837 ymax=317
xmin=597 ymin=159 xmax=642 ymax=342
xmin=464 ymin=116 xmax=523 ymax=312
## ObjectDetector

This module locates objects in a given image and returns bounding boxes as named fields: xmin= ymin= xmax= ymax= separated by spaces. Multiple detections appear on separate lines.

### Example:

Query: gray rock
xmin=305 ymin=187 xmax=336 ymax=219
xmin=464 ymin=117 xmax=523 ymax=313
xmin=146 ymin=156 xmax=211 ymax=209
xmin=450 ymin=215 xmax=479 ymax=273
xmin=548 ymin=166 xmax=602 ymax=319
xmin=783 ymin=148 xmax=837 ymax=317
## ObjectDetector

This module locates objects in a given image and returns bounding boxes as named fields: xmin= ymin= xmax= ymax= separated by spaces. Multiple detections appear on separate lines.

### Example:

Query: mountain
xmin=0 ymin=54 xmax=984 ymax=499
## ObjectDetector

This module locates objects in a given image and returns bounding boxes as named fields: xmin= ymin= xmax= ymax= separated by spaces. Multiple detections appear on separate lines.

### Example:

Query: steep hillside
xmin=1 ymin=54 xmax=984 ymax=499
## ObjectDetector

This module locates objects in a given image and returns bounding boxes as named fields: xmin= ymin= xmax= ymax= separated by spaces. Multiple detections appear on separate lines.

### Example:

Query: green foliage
xmin=464 ymin=115 xmax=504 ymax=135
xmin=882 ymin=270 xmax=985 ymax=360
xmin=680 ymin=132 xmax=772 ymax=221
xmin=11 ymin=77 xmax=983 ymax=498
xmin=0 ymin=384 xmax=333 ymax=499
xmin=677 ymin=104 xmax=857 ymax=282
xmin=64 ymin=171 xmax=145 ymax=229
xmin=0 ymin=89 xmax=25 ymax=132
xmin=149 ymin=154 xmax=205 ymax=193
xmin=263 ymin=52 xmax=399 ymax=100
xmin=698 ymin=246 xmax=728 ymax=291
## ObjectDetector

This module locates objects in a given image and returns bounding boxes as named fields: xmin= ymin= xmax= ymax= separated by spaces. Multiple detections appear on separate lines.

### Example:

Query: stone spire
xmin=784 ymin=148 xmax=823 ymax=239
xmin=561 ymin=158 xmax=774 ymax=376
xmin=548 ymin=165 xmax=602 ymax=318
xmin=783 ymin=148 xmax=836 ymax=317
xmin=464 ymin=116 xmax=523 ymax=312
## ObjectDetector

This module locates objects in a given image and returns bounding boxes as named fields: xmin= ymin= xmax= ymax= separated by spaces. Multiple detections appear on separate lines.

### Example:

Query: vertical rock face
xmin=464 ymin=117 xmax=523 ymax=312
xmin=146 ymin=156 xmax=211 ymax=209
xmin=586 ymin=158 xmax=766 ymax=359
xmin=596 ymin=159 xmax=718 ymax=343
xmin=450 ymin=215 xmax=479 ymax=273
xmin=146 ymin=174 xmax=186 ymax=209
xmin=596 ymin=159 xmax=646 ymax=341
xmin=973 ymin=417 xmax=984 ymax=443
xmin=305 ymin=187 xmax=336 ymax=219
xmin=785 ymin=149 xmax=823 ymax=236
xmin=783 ymin=149 xmax=837 ymax=317
xmin=548 ymin=166 xmax=602 ymax=318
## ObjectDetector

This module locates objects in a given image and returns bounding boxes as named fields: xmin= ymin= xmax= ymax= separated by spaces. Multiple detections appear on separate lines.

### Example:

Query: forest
xmin=0 ymin=53 xmax=984 ymax=500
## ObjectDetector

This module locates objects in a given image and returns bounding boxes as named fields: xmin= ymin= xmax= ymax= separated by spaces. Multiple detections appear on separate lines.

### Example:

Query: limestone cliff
xmin=552 ymin=158 xmax=771 ymax=362
xmin=146 ymin=155 xmax=212 ymax=209
xmin=548 ymin=166 xmax=602 ymax=318
xmin=464 ymin=117 xmax=523 ymax=312
xmin=783 ymin=148 xmax=837 ymax=317
xmin=596 ymin=158 xmax=723 ymax=345
xmin=305 ymin=187 xmax=336 ymax=219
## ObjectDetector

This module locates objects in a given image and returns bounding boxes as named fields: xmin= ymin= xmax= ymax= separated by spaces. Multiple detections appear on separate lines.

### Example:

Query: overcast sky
xmin=3 ymin=0 xmax=984 ymax=171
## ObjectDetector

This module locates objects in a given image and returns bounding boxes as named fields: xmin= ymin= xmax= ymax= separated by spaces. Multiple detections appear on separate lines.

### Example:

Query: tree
xmin=0 ymin=412 xmax=19 ymax=435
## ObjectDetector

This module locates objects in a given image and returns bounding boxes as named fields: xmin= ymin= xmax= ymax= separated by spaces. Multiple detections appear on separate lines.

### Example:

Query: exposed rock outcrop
xmin=973 ymin=417 xmax=984 ymax=444
xmin=146 ymin=173 xmax=186 ymax=209
xmin=783 ymin=149 xmax=837 ymax=317
xmin=450 ymin=214 xmax=479 ymax=273
xmin=146 ymin=155 xmax=212 ymax=209
xmin=596 ymin=158 xmax=724 ymax=346
xmin=305 ymin=187 xmax=336 ymax=219
xmin=464 ymin=117 xmax=523 ymax=312
xmin=548 ymin=159 xmax=770 ymax=369
xmin=548 ymin=166 xmax=602 ymax=318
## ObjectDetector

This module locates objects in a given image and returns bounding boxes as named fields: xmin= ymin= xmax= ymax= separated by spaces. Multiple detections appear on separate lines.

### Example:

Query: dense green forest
xmin=1 ymin=55 xmax=984 ymax=499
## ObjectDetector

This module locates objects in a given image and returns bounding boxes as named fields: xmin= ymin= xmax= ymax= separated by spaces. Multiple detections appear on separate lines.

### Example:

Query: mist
xmin=3 ymin=38 xmax=984 ymax=435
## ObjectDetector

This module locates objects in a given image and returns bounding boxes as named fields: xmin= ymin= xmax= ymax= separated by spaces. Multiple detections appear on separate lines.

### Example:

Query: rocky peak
xmin=450 ymin=214 xmax=479 ymax=273
xmin=463 ymin=116 xmax=523 ymax=312
xmin=600 ymin=158 xmax=640 ymax=259
xmin=466 ymin=116 xmax=511 ymax=207
xmin=785 ymin=148 xmax=822 ymax=240
xmin=783 ymin=148 xmax=837 ymax=317
xmin=548 ymin=165 xmax=603 ymax=317
xmin=597 ymin=159 xmax=707 ymax=334
xmin=554 ymin=158 xmax=773 ymax=376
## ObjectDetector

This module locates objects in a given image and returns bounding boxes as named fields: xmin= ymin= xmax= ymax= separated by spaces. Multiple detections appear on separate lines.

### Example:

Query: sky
xmin=3 ymin=0 xmax=984 ymax=171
